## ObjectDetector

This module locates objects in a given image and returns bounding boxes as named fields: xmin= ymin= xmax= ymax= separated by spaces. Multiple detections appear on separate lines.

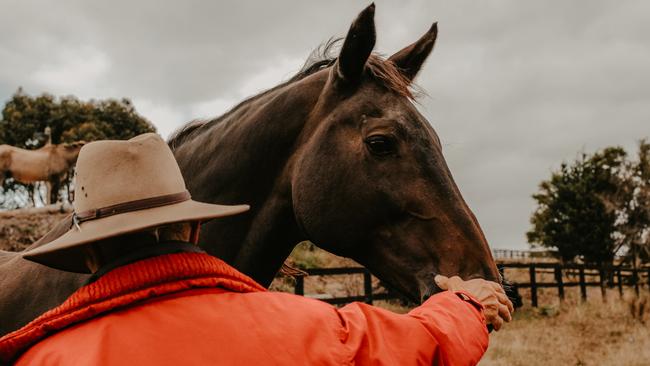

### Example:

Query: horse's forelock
xmin=297 ymin=38 xmax=420 ymax=100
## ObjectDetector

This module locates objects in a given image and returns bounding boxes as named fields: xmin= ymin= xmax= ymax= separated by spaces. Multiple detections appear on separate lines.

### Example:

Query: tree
xmin=605 ymin=140 xmax=650 ymax=266
xmin=633 ymin=140 xmax=650 ymax=262
xmin=0 ymin=89 xmax=156 ymax=208
xmin=527 ymin=147 xmax=627 ymax=265
xmin=0 ymin=89 xmax=154 ymax=146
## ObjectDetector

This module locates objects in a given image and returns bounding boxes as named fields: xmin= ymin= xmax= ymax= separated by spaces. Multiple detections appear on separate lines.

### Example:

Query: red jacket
xmin=0 ymin=252 xmax=488 ymax=365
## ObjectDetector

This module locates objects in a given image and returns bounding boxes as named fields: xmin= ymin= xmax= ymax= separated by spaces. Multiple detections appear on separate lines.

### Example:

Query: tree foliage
xmin=606 ymin=140 xmax=650 ymax=265
xmin=528 ymin=142 xmax=650 ymax=265
xmin=0 ymin=89 xmax=156 ymax=208
xmin=527 ymin=148 xmax=625 ymax=264
xmin=0 ymin=88 xmax=155 ymax=147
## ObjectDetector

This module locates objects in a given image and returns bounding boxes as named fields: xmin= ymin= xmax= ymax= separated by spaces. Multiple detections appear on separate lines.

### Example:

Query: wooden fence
xmin=493 ymin=249 xmax=534 ymax=259
xmin=291 ymin=263 xmax=650 ymax=307
xmin=293 ymin=267 xmax=399 ymax=305
xmin=492 ymin=249 xmax=556 ymax=259
xmin=498 ymin=262 xmax=650 ymax=307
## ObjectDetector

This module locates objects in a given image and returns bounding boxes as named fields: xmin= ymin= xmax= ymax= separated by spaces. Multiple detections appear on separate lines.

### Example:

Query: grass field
xmin=481 ymin=296 xmax=650 ymax=366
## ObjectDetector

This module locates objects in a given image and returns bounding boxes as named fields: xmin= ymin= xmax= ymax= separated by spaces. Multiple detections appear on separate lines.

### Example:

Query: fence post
xmin=617 ymin=268 xmax=623 ymax=298
xmin=579 ymin=267 xmax=587 ymax=302
xmin=363 ymin=270 xmax=373 ymax=305
xmin=599 ymin=267 xmax=607 ymax=302
xmin=295 ymin=276 xmax=304 ymax=296
xmin=555 ymin=265 xmax=564 ymax=302
xmin=529 ymin=264 xmax=538 ymax=307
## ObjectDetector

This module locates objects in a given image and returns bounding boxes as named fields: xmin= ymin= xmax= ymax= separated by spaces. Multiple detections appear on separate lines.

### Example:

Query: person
xmin=0 ymin=133 xmax=513 ymax=365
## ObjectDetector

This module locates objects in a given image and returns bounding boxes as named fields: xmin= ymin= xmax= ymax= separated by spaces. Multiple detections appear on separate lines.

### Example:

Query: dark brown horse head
xmin=291 ymin=4 xmax=499 ymax=302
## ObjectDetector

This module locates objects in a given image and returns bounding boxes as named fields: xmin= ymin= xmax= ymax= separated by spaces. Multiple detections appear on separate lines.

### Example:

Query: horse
xmin=0 ymin=142 xmax=84 ymax=204
xmin=0 ymin=4 xmax=499 ymax=335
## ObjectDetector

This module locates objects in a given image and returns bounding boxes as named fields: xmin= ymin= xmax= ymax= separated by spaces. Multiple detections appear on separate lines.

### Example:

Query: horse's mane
xmin=168 ymin=39 xmax=414 ymax=150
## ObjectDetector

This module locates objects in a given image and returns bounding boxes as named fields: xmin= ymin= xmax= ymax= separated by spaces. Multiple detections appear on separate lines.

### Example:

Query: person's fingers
xmin=447 ymin=276 xmax=464 ymax=290
xmin=489 ymin=281 xmax=506 ymax=294
xmin=434 ymin=275 xmax=449 ymax=290
xmin=482 ymin=298 xmax=499 ymax=320
xmin=498 ymin=303 xmax=512 ymax=322
xmin=483 ymin=309 xmax=497 ymax=326
xmin=506 ymin=299 xmax=514 ymax=314
xmin=483 ymin=302 xmax=496 ymax=317
xmin=496 ymin=292 xmax=515 ymax=314
xmin=491 ymin=314 xmax=504 ymax=331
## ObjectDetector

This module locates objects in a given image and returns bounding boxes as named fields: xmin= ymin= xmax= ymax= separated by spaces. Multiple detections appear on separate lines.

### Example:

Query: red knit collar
xmin=0 ymin=252 xmax=266 ymax=363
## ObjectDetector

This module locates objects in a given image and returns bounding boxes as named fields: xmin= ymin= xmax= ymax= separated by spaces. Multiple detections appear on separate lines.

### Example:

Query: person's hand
xmin=434 ymin=275 xmax=514 ymax=331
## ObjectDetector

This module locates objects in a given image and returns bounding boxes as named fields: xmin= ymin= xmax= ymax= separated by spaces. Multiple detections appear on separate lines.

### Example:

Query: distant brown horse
xmin=0 ymin=142 xmax=84 ymax=204
xmin=0 ymin=4 xmax=499 ymax=335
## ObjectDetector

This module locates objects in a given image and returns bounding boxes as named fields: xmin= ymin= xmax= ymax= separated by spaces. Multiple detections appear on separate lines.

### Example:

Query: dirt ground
xmin=0 ymin=211 xmax=67 ymax=251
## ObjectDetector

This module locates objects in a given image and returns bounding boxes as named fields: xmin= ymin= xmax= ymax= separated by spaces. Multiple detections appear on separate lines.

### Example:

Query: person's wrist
xmin=453 ymin=290 xmax=484 ymax=311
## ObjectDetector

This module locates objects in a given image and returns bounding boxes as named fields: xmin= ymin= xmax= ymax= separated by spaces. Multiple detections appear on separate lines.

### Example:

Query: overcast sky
xmin=1 ymin=1 xmax=648 ymax=249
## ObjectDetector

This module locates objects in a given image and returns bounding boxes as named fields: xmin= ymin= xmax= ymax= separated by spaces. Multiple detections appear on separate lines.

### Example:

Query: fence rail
xmin=498 ymin=262 xmax=650 ymax=307
xmin=493 ymin=249 xmax=537 ymax=259
xmin=293 ymin=267 xmax=399 ymax=305
xmin=290 ymin=262 xmax=650 ymax=308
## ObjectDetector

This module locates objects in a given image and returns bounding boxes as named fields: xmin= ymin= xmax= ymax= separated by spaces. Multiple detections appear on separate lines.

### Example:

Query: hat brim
xmin=23 ymin=200 xmax=249 ymax=273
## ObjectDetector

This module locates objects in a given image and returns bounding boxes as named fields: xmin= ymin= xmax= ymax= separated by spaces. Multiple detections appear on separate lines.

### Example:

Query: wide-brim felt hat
xmin=23 ymin=133 xmax=249 ymax=273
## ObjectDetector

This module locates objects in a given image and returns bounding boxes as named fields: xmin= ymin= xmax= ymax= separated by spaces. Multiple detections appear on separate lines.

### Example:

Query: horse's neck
xmin=175 ymin=74 xmax=327 ymax=286
xmin=32 ymin=146 xmax=60 ymax=177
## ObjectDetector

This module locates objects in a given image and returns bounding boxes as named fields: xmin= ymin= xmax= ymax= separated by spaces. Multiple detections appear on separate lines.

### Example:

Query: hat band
xmin=73 ymin=191 xmax=191 ymax=227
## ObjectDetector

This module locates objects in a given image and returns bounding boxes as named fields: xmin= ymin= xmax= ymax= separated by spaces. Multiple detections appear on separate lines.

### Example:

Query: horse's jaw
xmin=354 ymin=252 xmax=437 ymax=305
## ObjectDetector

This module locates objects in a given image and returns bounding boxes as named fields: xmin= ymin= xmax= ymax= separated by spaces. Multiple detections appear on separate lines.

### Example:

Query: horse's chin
xmin=384 ymin=274 xmax=443 ymax=305
xmin=418 ymin=279 xmax=444 ymax=304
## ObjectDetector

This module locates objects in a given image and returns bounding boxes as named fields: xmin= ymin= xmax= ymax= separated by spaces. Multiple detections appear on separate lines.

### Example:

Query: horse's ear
xmin=335 ymin=4 xmax=376 ymax=84
xmin=388 ymin=22 xmax=438 ymax=82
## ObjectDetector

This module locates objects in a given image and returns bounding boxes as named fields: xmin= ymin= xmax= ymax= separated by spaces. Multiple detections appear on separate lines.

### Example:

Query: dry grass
xmin=486 ymin=264 xmax=650 ymax=365
xmin=481 ymin=294 xmax=650 ymax=366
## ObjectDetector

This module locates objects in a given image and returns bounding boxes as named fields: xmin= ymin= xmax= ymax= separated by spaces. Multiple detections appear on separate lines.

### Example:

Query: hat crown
xmin=74 ymin=133 xmax=186 ymax=212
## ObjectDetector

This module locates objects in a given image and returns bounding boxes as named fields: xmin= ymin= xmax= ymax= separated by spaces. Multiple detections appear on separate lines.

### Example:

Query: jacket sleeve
xmin=335 ymin=290 xmax=489 ymax=366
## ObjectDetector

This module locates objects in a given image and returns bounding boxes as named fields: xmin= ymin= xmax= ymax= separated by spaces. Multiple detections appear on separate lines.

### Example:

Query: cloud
xmin=30 ymin=47 xmax=110 ymax=96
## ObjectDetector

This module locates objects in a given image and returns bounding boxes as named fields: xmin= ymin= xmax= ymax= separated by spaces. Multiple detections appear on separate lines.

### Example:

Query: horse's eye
xmin=365 ymin=135 xmax=396 ymax=156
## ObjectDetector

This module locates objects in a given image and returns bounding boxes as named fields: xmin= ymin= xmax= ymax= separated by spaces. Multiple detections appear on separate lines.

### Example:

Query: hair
xmin=158 ymin=222 xmax=192 ymax=242
xmin=168 ymin=39 xmax=417 ymax=150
